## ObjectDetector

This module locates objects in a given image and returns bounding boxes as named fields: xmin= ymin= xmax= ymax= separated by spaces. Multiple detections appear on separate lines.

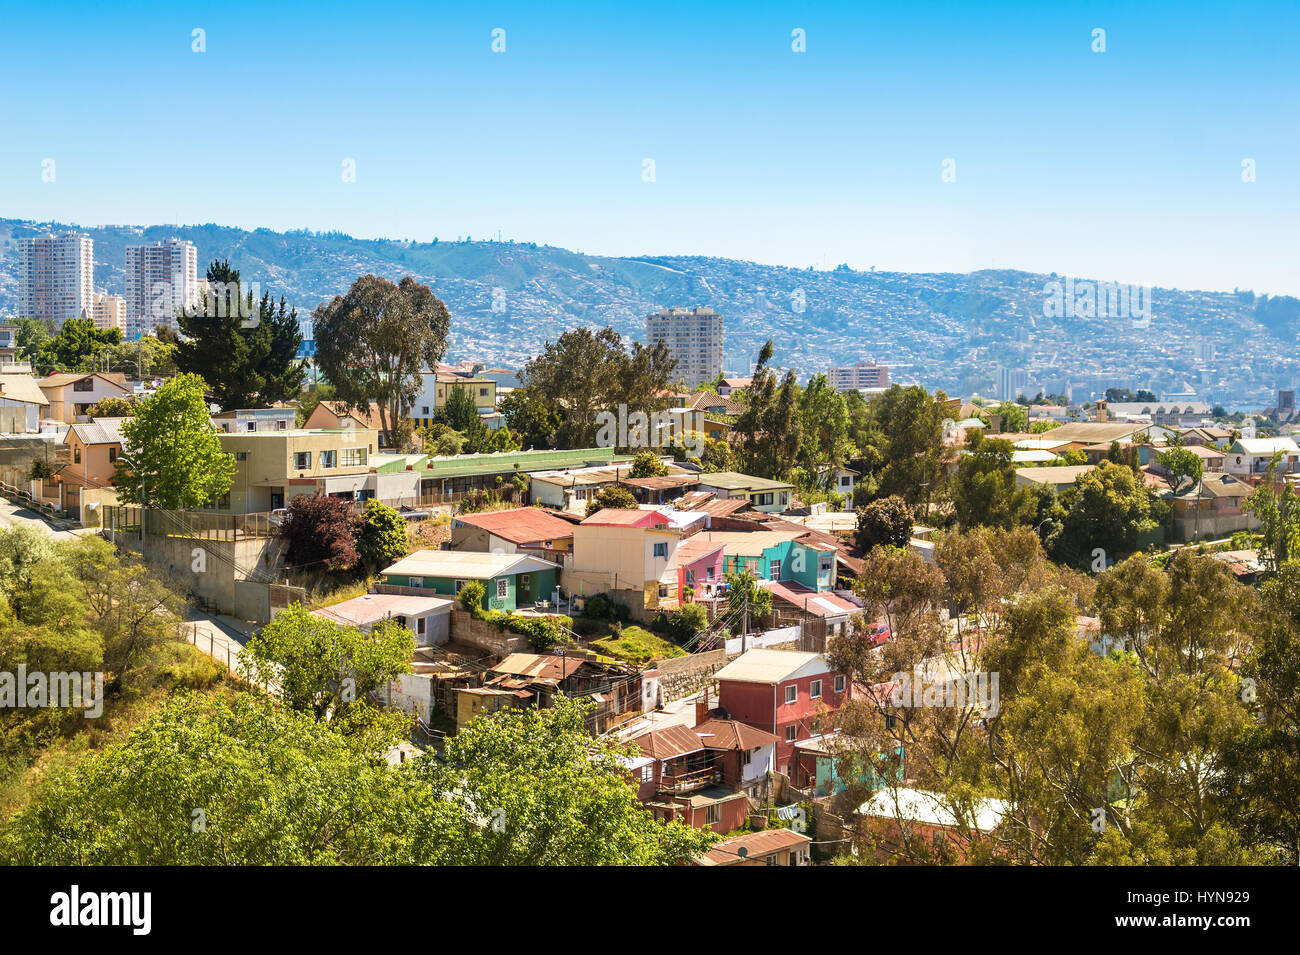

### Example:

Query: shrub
xmin=458 ymin=580 xmax=486 ymax=616
xmin=279 ymin=493 xmax=360 ymax=571
xmin=355 ymin=500 xmax=409 ymax=572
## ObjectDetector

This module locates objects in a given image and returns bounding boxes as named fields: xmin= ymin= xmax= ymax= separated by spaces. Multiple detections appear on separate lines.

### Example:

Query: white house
xmin=1224 ymin=437 xmax=1300 ymax=478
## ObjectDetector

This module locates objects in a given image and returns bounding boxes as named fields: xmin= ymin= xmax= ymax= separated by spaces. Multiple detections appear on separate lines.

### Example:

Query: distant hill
xmin=1 ymin=217 xmax=1295 ymax=408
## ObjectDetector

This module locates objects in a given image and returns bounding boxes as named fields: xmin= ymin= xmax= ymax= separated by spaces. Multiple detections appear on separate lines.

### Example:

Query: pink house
xmin=674 ymin=537 xmax=726 ymax=601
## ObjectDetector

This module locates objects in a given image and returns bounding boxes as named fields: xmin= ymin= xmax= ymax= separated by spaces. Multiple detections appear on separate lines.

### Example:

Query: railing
xmin=659 ymin=765 xmax=722 ymax=794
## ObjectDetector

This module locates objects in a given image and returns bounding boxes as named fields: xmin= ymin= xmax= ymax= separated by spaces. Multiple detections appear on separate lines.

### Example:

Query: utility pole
xmin=741 ymin=580 xmax=749 ymax=653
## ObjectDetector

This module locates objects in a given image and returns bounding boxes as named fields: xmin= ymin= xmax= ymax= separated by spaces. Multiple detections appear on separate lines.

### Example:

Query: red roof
xmin=581 ymin=508 xmax=670 ymax=528
xmin=696 ymin=828 xmax=810 ymax=865
xmin=764 ymin=580 xmax=860 ymax=618
xmin=454 ymin=507 xmax=576 ymax=546
xmin=692 ymin=718 xmax=777 ymax=750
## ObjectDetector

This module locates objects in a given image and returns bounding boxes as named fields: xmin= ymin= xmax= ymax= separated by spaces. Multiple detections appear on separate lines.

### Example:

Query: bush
xmin=279 ymin=493 xmax=360 ymax=571
xmin=458 ymin=580 xmax=486 ymax=616
xmin=355 ymin=500 xmax=409 ymax=572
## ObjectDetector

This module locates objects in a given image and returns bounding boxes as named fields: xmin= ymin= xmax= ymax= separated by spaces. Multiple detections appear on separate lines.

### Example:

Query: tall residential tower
xmin=15 ymin=232 xmax=94 ymax=324
xmin=124 ymin=239 xmax=199 ymax=338
xmin=645 ymin=306 xmax=723 ymax=390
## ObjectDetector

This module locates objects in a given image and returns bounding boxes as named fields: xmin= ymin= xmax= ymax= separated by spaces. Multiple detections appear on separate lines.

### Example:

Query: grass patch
xmin=590 ymin=625 xmax=687 ymax=666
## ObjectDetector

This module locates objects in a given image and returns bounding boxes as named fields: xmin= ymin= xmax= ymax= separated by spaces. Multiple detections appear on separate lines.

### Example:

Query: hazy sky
xmin=2 ymin=1 xmax=1297 ymax=295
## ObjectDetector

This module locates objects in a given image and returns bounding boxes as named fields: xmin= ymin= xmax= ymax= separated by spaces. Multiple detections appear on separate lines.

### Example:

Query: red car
xmin=865 ymin=622 xmax=891 ymax=646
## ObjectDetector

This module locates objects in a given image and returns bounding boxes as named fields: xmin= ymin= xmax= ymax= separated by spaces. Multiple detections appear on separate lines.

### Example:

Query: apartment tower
xmin=124 ymin=238 xmax=199 ymax=338
xmin=645 ymin=306 xmax=723 ymax=390
xmin=15 ymin=232 xmax=94 ymax=324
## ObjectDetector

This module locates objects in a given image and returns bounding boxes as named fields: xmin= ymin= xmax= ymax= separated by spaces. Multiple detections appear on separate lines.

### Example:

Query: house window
xmin=784 ymin=685 xmax=797 ymax=704
xmin=685 ymin=569 xmax=695 ymax=585
xmin=479 ymin=388 xmax=488 ymax=397
xmin=235 ymin=451 xmax=248 ymax=461
xmin=810 ymin=679 xmax=822 ymax=699
xmin=409 ymin=577 xmax=424 ymax=588
xmin=521 ymin=575 xmax=531 ymax=600
xmin=108 ymin=447 xmax=118 ymax=463
xmin=766 ymin=855 xmax=780 ymax=866
xmin=73 ymin=378 xmax=94 ymax=392
xmin=245 ymin=421 xmax=256 ymax=432
xmin=770 ymin=561 xmax=781 ymax=580
xmin=73 ymin=447 xmax=82 ymax=464
xmin=705 ymin=805 xmax=721 ymax=825
xmin=293 ymin=451 xmax=311 ymax=470
xmin=757 ymin=492 xmax=773 ymax=506
xmin=416 ymin=616 xmax=426 ymax=635
xmin=421 ymin=406 xmax=429 ymax=416
xmin=277 ymin=419 xmax=287 ymax=430
xmin=785 ymin=725 xmax=797 ymax=742
xmin=835 ymin=674 xmax=846 ymax=694
xmin=639 ymin=765 xmax=653 ymax=783
xmin=658 ymin=584 xmax=669 ymax=598
xmin=395 ymin=616 xmax=407 ymax=629
xmin=653 ymin=542 xmax=667 ymax=558
xmin=341 ymin=447 xmax=367 ymax=467
xmin=819 ymin=555 xmax=834 ymax=574
xmin=496 ymin=578 xmax=509 ymax=600
xmin=319 ymin=450 xmax=336 ymax=469
xmin=454 ymin=579 xmax=466 ymax=593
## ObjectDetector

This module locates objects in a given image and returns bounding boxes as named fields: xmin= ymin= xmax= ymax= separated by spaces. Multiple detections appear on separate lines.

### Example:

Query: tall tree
xmin=176 ymin=260 xmax=264 ymax=409
xmin=521 ymin=327 xmax=675 ymax=449
xmin=731 ymin=340 xmax=800 ymax=479
xmin=953 ymin=438 xmax=1036 ymax=529
xmin=313 ymin=274 xmax=451 ymax=448
xmin=113 ymin=373 xmax=235 ymax=509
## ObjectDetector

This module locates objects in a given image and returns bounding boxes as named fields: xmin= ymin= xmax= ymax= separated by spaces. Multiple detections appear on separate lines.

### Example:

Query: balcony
xmin=659 ymin=765 xmax=723 ymax=795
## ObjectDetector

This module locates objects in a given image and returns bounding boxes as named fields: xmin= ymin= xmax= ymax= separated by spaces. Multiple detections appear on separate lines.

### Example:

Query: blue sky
xmin=2 ymin=1 xmax=1297 ymax=294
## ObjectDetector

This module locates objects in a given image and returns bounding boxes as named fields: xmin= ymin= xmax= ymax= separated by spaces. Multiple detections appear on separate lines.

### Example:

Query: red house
xmin=714 ymin=649 xmax=850 ymax=777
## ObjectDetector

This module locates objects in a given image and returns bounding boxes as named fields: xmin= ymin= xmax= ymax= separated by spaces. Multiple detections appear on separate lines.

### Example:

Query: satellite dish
xmin=736 ymin=846 xmax=748 ymax=859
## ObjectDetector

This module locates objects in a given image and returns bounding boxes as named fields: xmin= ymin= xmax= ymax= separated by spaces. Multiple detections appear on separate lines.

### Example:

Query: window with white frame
xmin=653 ymin=542 xmax=667 ymax=558
xmin=319 ymin=450 xmax=336 ymax=469
xmin=770 ymin=560 xmax=781 ymax=580
xmin=784 ymin=684 xmax=797 ymax=704
xmin=705 ymin=805 xmax=721 ymax=825
xmin=785 ymin=725 xmax=797 ymax=742
xmin=416 ymin=617 xmax=426 ymax=635
xmin=639 ymin=765 xmax=653 ymax=783
xmin=293 ymin=451 xmax=311 ymax=470
xmin=454 ymin=579 xmax=466 ymax=593
xmin=810 ymin=679 xmax=822 ymax=699
xmin=409 ymin=576 xmax=424 ymax=588
xmin=835 ymin=674 xmax=846 ymax=694
xmin=496 ymin=578 xmax=509 ymax=599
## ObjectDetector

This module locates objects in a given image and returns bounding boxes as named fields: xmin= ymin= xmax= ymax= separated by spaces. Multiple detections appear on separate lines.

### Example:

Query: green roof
xmin=697 ymin=471 xmax=794 ymax=492
xmin=418 ymin=447 xmax=633 ymax=481
xmin=372 ymin=453 xmax=428 ymax=474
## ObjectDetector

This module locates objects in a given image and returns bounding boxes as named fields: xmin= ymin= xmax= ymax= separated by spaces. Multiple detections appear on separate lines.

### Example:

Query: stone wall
xmin=449 ymin=609 xmax=531 ymax=657
xmin=654 ymin=648 xmax=728 ymax=702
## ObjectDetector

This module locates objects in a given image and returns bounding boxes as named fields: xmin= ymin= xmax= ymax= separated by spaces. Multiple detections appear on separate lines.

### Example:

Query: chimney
xmin=1095 ymin=400 xmax=1109 ymax=422
xmin=695 ymin=687 xmax=709 ymax=726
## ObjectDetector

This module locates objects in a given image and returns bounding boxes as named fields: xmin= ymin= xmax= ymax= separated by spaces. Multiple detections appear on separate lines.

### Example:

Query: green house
xmin=380 ymin=550 xmax=560 ymax=612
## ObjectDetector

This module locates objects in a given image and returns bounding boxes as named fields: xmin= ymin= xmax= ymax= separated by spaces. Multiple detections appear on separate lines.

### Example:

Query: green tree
xmin=522 ymin=327 xmax=675 ymax=449
xmin=953 ymin=438 xmax=1035 ymax=530
xmin=499 ymin=387 xmax=560 ymax=449
xmin=113 ymin=373 xmax=235 ymax=509
xmin=84 ymin=396 xmax=135 ymax=418
xmin=1157 ymin=446 xmax=1204 ymax=494
xmin=240 ymin=603 xmax=414 ymax=721
xmin=724 ymin=569 xmax=772 ymax=629
xmin=313 ymin=274 xmax=451 ymax=448
xmin=0 ymin=692 xmax=421 ymax=865
xmin=356 ymin=500 xmax=409 ymax=572
xmin=994 ymin=401 xmax=1028 ymax=433
xmin=1047 ymin=461 xmax=1155 ymax=570
xmin=586 ymin=484 xmax=638 ymax=516
xmin=411 ymin=696 xmax=715 ymax=864
xmin=33 ymin=318 xmax=121 ymax=374
xmin=629 ymin=449 xmax=669 ymax=478
xmin=731 ymin=340 xmax=800 ymax=479
xmin=176 ymin=260 xmax=265 ymax=409
xmin=855 ymin=495 xmax=914 ymax=552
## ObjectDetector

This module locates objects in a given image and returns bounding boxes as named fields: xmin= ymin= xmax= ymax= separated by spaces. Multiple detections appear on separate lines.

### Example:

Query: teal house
xmin=380 ymin=550 xmax=560 ymax=612
xmin=700 ymin=531 xmax=838 ymax=591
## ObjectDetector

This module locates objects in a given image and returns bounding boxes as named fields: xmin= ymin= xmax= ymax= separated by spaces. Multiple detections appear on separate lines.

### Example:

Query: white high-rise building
xmin=15 ymin=233 xmax=94 ymax=324
xmin=645 ymin=306 xmax=723 ymax=390
xmin=827 ymin=360 xmax=890 ymax=392
xmin=124 ymin=239 xmax=199 ymax=338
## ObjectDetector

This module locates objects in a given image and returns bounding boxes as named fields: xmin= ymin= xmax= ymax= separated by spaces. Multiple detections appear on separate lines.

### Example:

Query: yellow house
xmin=410 ymin=373 xmax=496 ymax=429
xmin=567 ymin=508 xmax=683 ymax=616
xmin=216 ymin=427 xmax=380 ymax=512
xmin=38 ymin=372 xmax=132 ymax=424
